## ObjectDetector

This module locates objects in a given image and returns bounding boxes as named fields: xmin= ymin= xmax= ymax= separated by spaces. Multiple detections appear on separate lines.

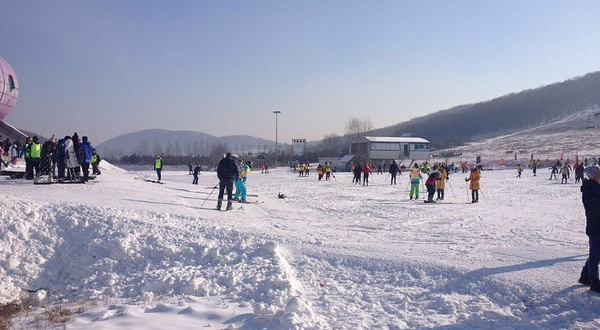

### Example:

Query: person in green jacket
xmin=30 ymin=136 xmax=42 ymax=179
xmin=155 ymin=155 xmax=163 ymax=181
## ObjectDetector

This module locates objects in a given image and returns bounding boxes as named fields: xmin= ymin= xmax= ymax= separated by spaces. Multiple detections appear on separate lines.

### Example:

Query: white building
xmin=350 ymin=136 xmax=431 ymax=161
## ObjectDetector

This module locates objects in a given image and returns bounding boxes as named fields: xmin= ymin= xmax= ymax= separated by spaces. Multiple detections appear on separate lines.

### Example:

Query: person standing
xmin=192 ymin=164 xmax=201 ymax=184
xmin=436 ymin=165 xmax=448 ymax=201
xmin=23 ymin=137 xmax=32 ymax=179
xmin=377 ymin=163 xmax=383 ymax=175
xmin=575 ymin=162 xmax=585 ymax=184
xmin=317 ymin=164 xmax=324 ymax=181
xmin=30 ymin=136 xmax=42 ymax=179
xmin=79 ymin=136 xmax=94 ymax=182
xmin=324 ymin=162 xmax=332 ymax=181
xmin=409 ymin=164 xmax=422 ymax=200
xmin=389 ymin=160 xmax=400 ymax=185
xmin=64 ymin=136 xmax=79 ymax=180
xmin=37 ymin=139 xmax=56 ymax=183
xmin=91 ymin=149 xmax=102 ymax=175
xmin=234 ymin=161 xmax=251 ymax=203
xmin=561 ymin=164 xmax=570 ymax=184
xmin=578 ymin=166 xmax=600 ymax=293
xmin=517 ymin=164 xmax=523 ymax=178
xmin=352 ymin=163 xmax=362 ymax=185
xmin=216 ymin=152 xmax=238 ymax=211
xmin=188 ymin=162 xmax=193 ymax=175
xmin=362 ymin=163 xmax=372 ymax=186
xmin=154 ymin=155 xmax=163 ymax=181
xmin=425 ymin=166 xmax=441 ymax=203
xmin=465 ymin=166 xmax=481 ymax=203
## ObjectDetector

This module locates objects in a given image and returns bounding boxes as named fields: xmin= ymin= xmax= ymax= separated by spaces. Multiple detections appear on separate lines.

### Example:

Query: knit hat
xmin=584 ymin=166 xmax=600 ymax=180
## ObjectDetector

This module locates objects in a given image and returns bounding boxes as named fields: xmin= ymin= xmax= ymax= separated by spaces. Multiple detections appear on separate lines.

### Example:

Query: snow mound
xmin=0 ymin=197 xmax=324 ymax=329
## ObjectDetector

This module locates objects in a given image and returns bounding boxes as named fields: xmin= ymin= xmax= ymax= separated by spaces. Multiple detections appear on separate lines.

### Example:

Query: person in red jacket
xmin=425 ymin=165 xmax=442 ymax=203
xmin=362 ymin=162 xmax=372 ymax=186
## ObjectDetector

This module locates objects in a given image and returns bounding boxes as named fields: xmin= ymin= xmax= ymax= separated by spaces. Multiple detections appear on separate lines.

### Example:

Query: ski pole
xmin=466 ymin=181 xmax=470 ymax=204
xmin=479 ymin=188 xmax=488 ymax=202
xmin=201 ymin=183 xmax=219 ymax=207
xmin=446 ymin=180 xmax=457 ymax=198
xmin=403 ymin=181 xmax=410 ymax=198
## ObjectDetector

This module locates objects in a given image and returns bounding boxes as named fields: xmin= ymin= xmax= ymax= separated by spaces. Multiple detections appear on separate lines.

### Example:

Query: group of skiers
xmin=297 ymin=163 xmax=310 ymax=177
xmin=215 ymin=152 xmax=253 ymax=211
xmin=3 ymin=133 xmax=101 ymax=183
xmin=316 ymin=162 xmax=333 ymax=181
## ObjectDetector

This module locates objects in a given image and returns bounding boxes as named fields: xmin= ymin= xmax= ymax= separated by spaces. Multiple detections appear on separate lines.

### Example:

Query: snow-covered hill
xmin=1 ymin=162 xmax=599 ymax=329
xmin=438 ymin=106 xmax=600 ymax=165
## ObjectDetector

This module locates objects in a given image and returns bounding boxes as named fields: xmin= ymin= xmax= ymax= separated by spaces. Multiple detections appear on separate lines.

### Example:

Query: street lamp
xmin=273 ymin=111 xmax=281 ymax=161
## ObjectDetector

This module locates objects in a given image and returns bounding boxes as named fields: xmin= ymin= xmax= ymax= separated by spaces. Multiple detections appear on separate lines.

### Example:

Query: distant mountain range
xmin=96 ymin=129 xmax=276 ymax=158
xmin=370 ymin=71 xmax=600 ymax=148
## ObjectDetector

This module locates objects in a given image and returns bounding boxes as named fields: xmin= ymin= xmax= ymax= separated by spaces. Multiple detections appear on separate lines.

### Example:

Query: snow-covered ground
xmin=1 ymin=162 xmax=599 ymax=329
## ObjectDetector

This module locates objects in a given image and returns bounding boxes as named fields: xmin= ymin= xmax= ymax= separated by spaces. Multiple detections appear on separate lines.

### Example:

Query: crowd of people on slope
xmin=0 ymin=133 xmax=100 ymax=183
xmin=215 ymin=152 xmax=254 ymax=211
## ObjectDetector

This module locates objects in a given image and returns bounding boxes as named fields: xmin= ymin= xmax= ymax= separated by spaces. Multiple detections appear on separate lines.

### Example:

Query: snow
xmin=1 ymin=162 xmax=599 ymax=329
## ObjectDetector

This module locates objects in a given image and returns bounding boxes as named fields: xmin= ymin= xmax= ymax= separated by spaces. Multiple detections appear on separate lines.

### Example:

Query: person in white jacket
xmin=64 ymin=136 xmax=79 ymax=181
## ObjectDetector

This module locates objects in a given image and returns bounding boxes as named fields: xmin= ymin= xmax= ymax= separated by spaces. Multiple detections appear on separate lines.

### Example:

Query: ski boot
xmin=216 ymin=199 xmax=222 ymax=211
xmin=579 ymin=266 xmax=591 ymax=286
xmin=241 ymin=199 xmax=249 ymax=204
xmin=225 ymin=200 xmax=233 ymax=211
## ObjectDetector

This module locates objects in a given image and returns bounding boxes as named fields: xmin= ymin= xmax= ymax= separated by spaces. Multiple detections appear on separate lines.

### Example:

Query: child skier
xmin=436 ymin=165 xmax=448 ymax=200
xmin=234 ymin=161 xmax=251 ymax=203
xmin=317 ymin=164 xmax=324 ymax=181
xmin=362 ymin=162 xmax=372 ymax=186
xmin=465 ymin=166 xmax=481 ymax=203
xmin=409 ymin=164 xmax=422 ymax=200
xmin=425 ymin=166 xmax=441 ymax=203
xmin=517 ymin=164 xmax=522 ymax=178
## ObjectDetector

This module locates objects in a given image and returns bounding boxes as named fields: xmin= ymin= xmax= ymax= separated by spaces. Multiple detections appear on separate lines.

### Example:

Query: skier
xmin=317 ymin=164 xmax=324 ymax=181
xmin=362 ymin=162 xmax=372 ymax=186
xmin=532 ymin=160 xmax=537 ymax=176
xmin=578 ymin=166 xmax=600 ymax=293
xmin=465 ymin=166 xmax=481 ymax=203
xmin=561 ymin=163 xmax=571 ymax=184
xmin=425 ymin=166 xmax=441 ymax=203
xmin=79 ymin=136 xmax=94 ymax=182
xmin=234 ymin=161 xmax=251 ymax=203
xmin=352 ymin=163 xmax=362 ymax=185
xmin=188 ymin=162 xmax=193 ymax=175
xmin=154 ymin=154 xmax=163 ymax=181
xmin=517 ymin=164 xmax=523 ymax=178
xmin=409 ymin=164 xmax=422 ymax=200
xmin=298 ymin=163 xmax=304 ymax=177
xmin=64 ymin=136 xmax=79 ymax=181
xmin=192 ymin=164 xmax=201 ymax=184
xmin=324 ymin=162 xmax=332 ymax=181
xmin=389 ymin=160 xmax=400 ymax=185
xmin=575 ymin=162 xmax=585 ymax=184
xmin=37 ymin=139 xmax=55 ymax=183
xmin=550 ymin=163 xmax=559 ymax=180
xmin=436 ymin=165 xmax=448 ymax=201
xmin=304 ymin=163 xmax=310 ymax=177
xmin=377 ymin=163 xmax=383 ymax=175
xmin=30 ymin=136 xmax=42 ymax=179
xmin=91 ymin=149 xmax=102 ymax=175
xmin=216 ymin=153 xmax=238 ymax=210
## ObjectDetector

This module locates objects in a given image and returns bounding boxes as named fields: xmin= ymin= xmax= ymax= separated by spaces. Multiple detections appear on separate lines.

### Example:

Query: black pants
xmin=354 ymin=173 xmax=361 ymax=184
xmin=363 ymin=173 xmax=369 ymax=186
xmin=390 ymin=173 xmax=397 ymax=185
xmin=156 ymin=169 xmax=162 ymax=180
xmin=217 ymin=179 xmax=233 ymax=206
xmin=192 ymin=175 xmax=198 ymax=184
xmin=472 ymin=190 xmax=479 ymax=202
xmin=437 ymin=189 xmax=444 ymax=200
xmin=81 ymin=162 xmax=90 ymax=182
xmin=562 ymin=174 xmax=568 ymax=184
xmin=426 ymin=184 xmax=435 ymax=201
xmin=31 ymin=158 xmax=41 ymax=178
xmin=25 ymin=158 xmax=33 ymax=179
xmin=92 ymin=164 xmax=101 ymax=175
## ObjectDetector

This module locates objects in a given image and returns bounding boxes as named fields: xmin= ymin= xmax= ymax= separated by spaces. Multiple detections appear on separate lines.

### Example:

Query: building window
xmin=8 ymin=75 xmax=15 ymax=94
xmin=370 ymin=142 xmax=400 ymax=151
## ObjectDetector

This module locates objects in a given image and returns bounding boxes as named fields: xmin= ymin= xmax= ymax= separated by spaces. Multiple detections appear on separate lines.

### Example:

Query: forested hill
xmin=371 ymin=71 xmax=600 ymax=148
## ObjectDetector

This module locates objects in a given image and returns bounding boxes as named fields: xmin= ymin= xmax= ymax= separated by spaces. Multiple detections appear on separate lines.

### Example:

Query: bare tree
xmin=345 ymin=117 xmax=374 ymax=143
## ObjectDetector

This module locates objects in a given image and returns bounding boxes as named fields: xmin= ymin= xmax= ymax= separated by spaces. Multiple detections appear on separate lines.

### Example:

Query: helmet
xmin=245 ymin=161 xmax=252 ymax=168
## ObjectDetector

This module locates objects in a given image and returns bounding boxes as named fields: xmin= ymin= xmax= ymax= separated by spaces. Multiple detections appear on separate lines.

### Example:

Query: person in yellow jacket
xmin=30 ymin=136 xmax=42 ymax=179
xmin=436 ymin=165 xmax=448 ymax=201
xmin=409 ymin=164 xmax=422 ymax=200
xmin=317 ymin=164 xmax=324 ymax=181
xmin=465 ymin=166 xmax=481 ymax=203
xmin=154 ymin=155 xmax=163 ymax=181
xmin=324 ymin=162 xmax=332 ymax=181
xmin=304 ymin=163 xmax=310 ymax=177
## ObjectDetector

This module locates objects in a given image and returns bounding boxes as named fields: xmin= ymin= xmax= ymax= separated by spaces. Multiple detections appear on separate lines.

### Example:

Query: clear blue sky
xmin=2 ymin=0 xmax=600 ymax=144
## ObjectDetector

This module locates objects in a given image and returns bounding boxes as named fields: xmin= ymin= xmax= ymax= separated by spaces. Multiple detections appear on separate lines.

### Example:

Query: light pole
xmin=273 ymin=111 xmax=281 ymax=161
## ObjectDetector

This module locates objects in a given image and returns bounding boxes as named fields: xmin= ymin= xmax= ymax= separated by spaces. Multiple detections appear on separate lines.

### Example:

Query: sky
xmin=1 ymin=0 xmax=600 ymax=144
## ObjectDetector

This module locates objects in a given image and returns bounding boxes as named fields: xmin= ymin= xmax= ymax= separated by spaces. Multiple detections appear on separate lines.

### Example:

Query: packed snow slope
xmin=1 ymin=162 xmax=599 ymax=329
xmin=442 ymin=107 xmax=600 ymax=164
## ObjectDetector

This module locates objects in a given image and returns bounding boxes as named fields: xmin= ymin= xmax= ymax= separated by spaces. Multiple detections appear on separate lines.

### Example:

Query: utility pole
xmin=273 ymin=111 xmax=281 ymax=162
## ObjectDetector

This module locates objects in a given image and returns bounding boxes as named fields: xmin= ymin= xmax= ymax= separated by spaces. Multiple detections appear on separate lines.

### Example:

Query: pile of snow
xmin=0 ymin=197 xmax=325 ymax=329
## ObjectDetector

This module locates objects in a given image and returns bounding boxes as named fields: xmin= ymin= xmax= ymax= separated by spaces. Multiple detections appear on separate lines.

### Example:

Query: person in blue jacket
xmin=78 ymin=136 xmax=94 ymax=182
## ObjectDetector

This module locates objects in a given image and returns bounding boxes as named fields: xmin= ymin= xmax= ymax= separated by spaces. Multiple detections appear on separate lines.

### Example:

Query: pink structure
xmin=0 ymin=56 xmax=18 ymax=122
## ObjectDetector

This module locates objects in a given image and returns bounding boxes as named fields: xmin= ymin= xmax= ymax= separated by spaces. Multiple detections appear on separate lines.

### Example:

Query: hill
xmin=96 ymin=129 xmax=275 ymax=158
xmin=370 ymin=71 xmax=600 ymax=148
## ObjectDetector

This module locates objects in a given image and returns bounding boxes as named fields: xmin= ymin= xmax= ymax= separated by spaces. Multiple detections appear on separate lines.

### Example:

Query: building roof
xmin=339 ymin=154 xmax=355 ymax=163
xmin=363 ymin=136 xmax=429 ymax=143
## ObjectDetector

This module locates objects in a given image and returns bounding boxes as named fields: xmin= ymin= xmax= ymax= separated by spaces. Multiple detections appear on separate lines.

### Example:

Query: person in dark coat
xmin=79 ymin=136 xmax=94 ymax=182
xmin=579 ymin=166 xmax=600 ymax=293
xmin=425 ymin=167 xmax=441 ymax=203
xmin=188 ymin=162 xmax=193 ymax=175
xmin=72 ymin=132 xmax=81 ymax=175
xmin=389 ymin=160 xmax=401 ymax=185
xmin=352 ymin=163 xmax=362 ymax=185
xmin=192 ymin=164 xmax=201 ymax=185
xmin=216 ymin=153 xmax=238 ymax=211
xmin=39 ymin=140 xmax=55 ymax=182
